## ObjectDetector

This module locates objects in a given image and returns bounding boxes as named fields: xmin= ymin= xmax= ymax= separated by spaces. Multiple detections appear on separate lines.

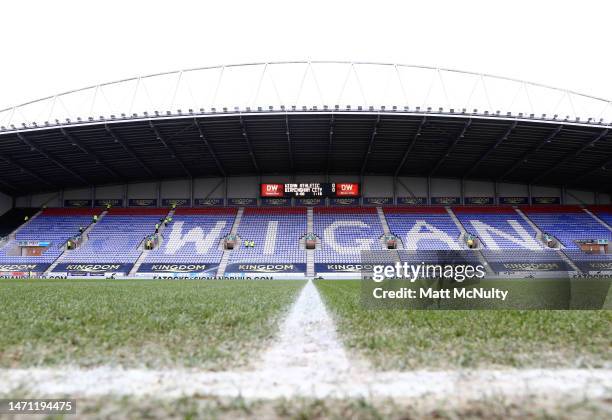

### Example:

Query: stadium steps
xmin=514 ymin=207 xmax=545 ymax=243
xmin=44 ymin=210 xmax=108 ymax=276
xmin=445 ymin=206 xmax=468 ymax=244
xmin=129 ymin=208 xmax=174 ymax=276
xmin=515 ymin=208 xmax=581 ymax=271
xmin=446 ymin=207 xmax=494 ymax=275
xmin=217 ymin=207 xmax=244 ymax=276
xmin=582 ymin=208 xmax=612 ymax=232
xmin=307 ymin=207 xmax=315 ymax=277
xmin=376 ymin=207 xmax=391 ymax=235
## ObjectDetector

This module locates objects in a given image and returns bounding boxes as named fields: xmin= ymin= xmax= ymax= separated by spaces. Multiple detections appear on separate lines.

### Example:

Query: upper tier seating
xmin=521 ymin=206 xmax=612 ymax=250
xmin=62 ymin=208 xmax=168 ymax=263
xmin=145 ymin=208 xmax=237 ymax=264
xmin=0 ymin=208 xmax=99 ymax=263
xmin=229 ymin=207 xmax=307 ymax=263
xmin=384 ymin=206 xmax=463 ymax=250
xmin=314 ymin=207 xmax=385 ymax=263
xmin=452 ymin=206 xmax=542 ymax=250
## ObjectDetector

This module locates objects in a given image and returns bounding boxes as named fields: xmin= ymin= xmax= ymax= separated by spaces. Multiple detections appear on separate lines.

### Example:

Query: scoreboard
xmin=260 ymin=183 xmax=360 ymax=198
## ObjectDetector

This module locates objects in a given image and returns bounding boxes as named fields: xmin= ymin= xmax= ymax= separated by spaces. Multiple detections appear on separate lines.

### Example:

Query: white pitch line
xmin=0 ymin=280 xmax=611 ymax=401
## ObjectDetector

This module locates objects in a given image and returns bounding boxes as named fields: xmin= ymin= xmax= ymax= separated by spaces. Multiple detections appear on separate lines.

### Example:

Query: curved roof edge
xmin=1 ymin=61 xmax=611 ymax=131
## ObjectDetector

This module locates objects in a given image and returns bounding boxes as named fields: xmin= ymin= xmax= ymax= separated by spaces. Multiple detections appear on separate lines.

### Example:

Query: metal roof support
xmin=498 ymin=125 xmax=563 ymax=181
xmin=360 ymin=114 xmax=381 ymax=176
xmin=148 ymin=121 xmax=192 ymax=178
xmin=429 ymin=118 xmax=472 ymax=177
xmin=194 ymin=118 xmax=225 ymax=177
xmin=239 ymin=116 xmax=260 ymax=173
xmin=427 ymin=176 xmax=431 ymax=205
xmin=326 ymin=115 xmax=335 ymax=180
xmin=16 ymin=132 xmax=89 ymax=185
xmin=59 ymin=128 xmax=121 ymax=180
xmin=189 ymin=178 xmax=194 ymax=206
xmin=530 ymin=128 xmax=609 ymax=184
xmin=394 ymin=116 xmax=427 ymax=178
xmin=285 ymin=114 xmax=294 ymax=171
xmin=0 ymin=178 xmax=18 ymax=196
xmin=104 ymin=124 xmax=156 ymax=179
xmin=0 ymin=153 xmax=55 ymax=189
xmin=567 ymin=152 xmax=612 ymax=186
xmin=464 ymin=120 xmax=517 ymax=178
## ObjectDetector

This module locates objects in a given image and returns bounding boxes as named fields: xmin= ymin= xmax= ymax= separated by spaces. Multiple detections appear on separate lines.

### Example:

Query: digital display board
xmin=260 ymin=183 xmax=360 ymax=198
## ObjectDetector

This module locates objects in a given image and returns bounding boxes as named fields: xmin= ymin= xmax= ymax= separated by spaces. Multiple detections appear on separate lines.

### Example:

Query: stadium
xmin=0 ymin=61 xmax=611 ymax=418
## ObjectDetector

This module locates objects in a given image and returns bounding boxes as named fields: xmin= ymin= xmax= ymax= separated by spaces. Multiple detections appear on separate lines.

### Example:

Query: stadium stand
xmin=314 ymin=207 xmax=385 ymax=263
xmin=0 ymin=208 xmax=39 ymax=238
xmin=144 ymin=207 xmax=236 ymax=264
xmin=0 ymin=208 xmax=99 ymax=264
xmin=383 ymin=206 xmax=463 ymax=250
xmin=62 ymin=208 xmax=168 ymax=264
xmin=228 ymin=207 xmax=307 ymax=263
xmin=521 ymin=205 xmax=612 ymax=249
xmin=452 ymin=206 xmax=542 ymax=250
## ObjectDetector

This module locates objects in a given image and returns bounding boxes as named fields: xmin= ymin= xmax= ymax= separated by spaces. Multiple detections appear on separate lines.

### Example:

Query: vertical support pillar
xmin=156 ymin=181 xmax=161 ymax=207
xmin=393 ymin=176 xmax=397 ymax=204
xmin=561 ymin=186 xmax=566 ymax=205
xmin=493 ymin=181 xmax=498 ymax=205
xmin=460 ymin=178 xmax=465 ymax=205
xmin=59 ymin=189 xmax=64 ymax=208
xmin=224 ymin=177 xmax=228 ymax=206
xmin=123 ymin=184 xmax=128 ymax=207
xmin=90 ymin=185 xmax=95 ymax=208
xmin=189 ymin=178 xmax=194 ymax=206
xmin=426 ymin=176 xmax=431 ymax=205
xmin=528 ymin=184 xmax=532 ymax=205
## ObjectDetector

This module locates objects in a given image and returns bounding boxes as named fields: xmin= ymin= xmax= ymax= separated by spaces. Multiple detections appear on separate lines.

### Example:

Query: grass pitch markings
xmin=1 ymin=279 xmax=611 ymax=404
xmin=0 ymin=279 xmax=304 ymax=369
xmin=315 ymin=279 xmax=612 ymax=370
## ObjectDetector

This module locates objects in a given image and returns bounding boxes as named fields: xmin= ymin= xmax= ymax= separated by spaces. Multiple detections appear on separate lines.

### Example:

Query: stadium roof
xmin=0 ymin=62 xmax=611 ymax=196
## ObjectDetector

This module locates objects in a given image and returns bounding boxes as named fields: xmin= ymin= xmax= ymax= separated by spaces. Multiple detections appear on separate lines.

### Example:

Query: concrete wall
xmin=13 ymin=176 xmax=605 ymax=207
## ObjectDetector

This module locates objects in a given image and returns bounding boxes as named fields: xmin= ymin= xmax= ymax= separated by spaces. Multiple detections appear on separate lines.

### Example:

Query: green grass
xmin=0 ymin=279 xmax=304 ymax=369
xmin=316 ymin=280 xmax=612 ymax=370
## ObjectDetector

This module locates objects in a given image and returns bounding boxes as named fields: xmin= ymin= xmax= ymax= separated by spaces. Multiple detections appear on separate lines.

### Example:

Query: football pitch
xmin=0 ymin=279 xmax=304 ymax=369
xmin=0 ymin=278 xmax=610 ymax=419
